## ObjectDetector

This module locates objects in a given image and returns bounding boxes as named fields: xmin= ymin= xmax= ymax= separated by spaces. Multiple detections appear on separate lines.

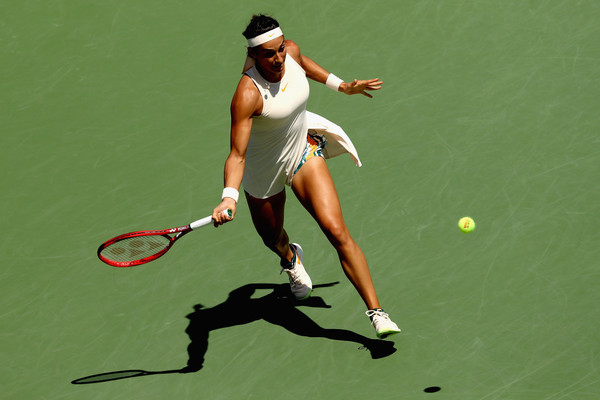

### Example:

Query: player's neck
xmin=256 ymin=64 xmax=285 ymax=84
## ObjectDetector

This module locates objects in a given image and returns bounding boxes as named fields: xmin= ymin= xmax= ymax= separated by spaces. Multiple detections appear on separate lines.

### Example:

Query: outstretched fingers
xmin=346 ymin=78 xmax=383 ymax=98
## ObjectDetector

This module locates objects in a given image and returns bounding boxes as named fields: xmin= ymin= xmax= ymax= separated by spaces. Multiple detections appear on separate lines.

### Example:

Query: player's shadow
xmin=72 ymin=282 xmax=395 ymax=384
xmin=181 ymin=281 xmax=396 ymax=372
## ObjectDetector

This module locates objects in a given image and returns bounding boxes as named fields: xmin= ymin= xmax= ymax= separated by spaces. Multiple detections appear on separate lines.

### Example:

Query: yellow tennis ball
xmin=458 ymin=217 xmax=476 ymax=233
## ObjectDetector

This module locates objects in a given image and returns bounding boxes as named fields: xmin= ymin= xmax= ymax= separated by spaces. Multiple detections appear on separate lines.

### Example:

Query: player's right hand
xmin=212 ymin=199 xmax=236 ymax=227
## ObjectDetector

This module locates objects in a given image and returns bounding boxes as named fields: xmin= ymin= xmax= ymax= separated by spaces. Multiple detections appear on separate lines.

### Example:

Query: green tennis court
xmin=2 ymin=1 xmax=598 ymax=399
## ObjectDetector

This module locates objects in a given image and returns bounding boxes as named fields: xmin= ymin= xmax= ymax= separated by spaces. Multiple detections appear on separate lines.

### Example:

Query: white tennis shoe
xmin=366 ymin=309 xmax=401 ymax=339
xmin=281 ymin=243 xmax=312 ymax=300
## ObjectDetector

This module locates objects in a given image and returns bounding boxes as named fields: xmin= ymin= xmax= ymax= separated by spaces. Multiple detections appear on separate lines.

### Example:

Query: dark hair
xmin=242 ymin=14 xmax=280 ymax=39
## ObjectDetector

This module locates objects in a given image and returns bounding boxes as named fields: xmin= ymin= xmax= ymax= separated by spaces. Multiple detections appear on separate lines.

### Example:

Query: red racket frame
xmin=97 ymin=209 xmax=231 ymax=267
xmin=97 ymin=225 xmax=191 ymax=267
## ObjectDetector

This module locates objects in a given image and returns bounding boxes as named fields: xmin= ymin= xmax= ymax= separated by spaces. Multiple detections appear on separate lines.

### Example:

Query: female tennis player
xmin=212 ymin=14 xmax=400 ymax=339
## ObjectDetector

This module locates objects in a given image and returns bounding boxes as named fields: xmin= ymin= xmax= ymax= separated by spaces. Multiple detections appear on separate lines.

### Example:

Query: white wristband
xmin=221 ymin=187 xmax=239 ymax=203
xmin=325 ymin=73 xmax=344 ymax=92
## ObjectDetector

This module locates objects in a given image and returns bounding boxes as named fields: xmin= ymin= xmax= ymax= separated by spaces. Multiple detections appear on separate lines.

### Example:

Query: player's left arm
xmin=287 ymin=40 xmax=383 ymax=98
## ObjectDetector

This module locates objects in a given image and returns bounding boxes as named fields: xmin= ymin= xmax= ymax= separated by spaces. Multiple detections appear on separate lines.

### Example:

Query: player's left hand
xmin=340 ymin=78 xmax=383 ymax=98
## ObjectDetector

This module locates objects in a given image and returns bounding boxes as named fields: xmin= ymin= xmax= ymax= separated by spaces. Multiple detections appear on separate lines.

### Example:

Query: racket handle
xmin=190 ymin=209 xmax=232 ymax=230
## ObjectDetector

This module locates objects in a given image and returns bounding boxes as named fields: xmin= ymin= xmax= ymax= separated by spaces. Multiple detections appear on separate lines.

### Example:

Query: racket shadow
xmin=71 ymin=369 xmax=181 ymax=384
xmin=181 ymin=281 xmax=396 ymax=373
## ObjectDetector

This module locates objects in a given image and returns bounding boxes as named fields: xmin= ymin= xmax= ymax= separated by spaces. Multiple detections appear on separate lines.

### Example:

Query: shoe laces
xmin=281 ymin=264 xmax=302 ymax=283
xmin=366 ymin=309 xmax=390 ymax=320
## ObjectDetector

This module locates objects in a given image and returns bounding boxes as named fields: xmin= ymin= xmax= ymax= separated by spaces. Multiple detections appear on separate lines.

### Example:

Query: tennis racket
xmin=97 ymin=209 xmax=232 ymax=267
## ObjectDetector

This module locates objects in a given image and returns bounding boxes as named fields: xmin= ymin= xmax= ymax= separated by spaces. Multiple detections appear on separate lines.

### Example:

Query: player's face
xmin=250 ymin=37 xmax=286 ymax=79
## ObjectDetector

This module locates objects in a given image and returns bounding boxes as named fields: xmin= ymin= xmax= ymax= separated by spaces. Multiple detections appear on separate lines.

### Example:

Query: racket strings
xmin=100 ymin=235 xmax=171 ymax=263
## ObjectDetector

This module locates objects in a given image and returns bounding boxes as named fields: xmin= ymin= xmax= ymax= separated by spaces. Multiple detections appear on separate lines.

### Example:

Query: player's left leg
xmin=292 ymin=156 xmax=401 ymax=338
xmin=291 ymin=156 xmax=380 ymax=309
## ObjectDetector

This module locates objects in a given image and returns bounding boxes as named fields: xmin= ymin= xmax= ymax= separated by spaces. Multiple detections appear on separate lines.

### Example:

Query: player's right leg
xmin=245 ymin=190 xmax=312 ymax=299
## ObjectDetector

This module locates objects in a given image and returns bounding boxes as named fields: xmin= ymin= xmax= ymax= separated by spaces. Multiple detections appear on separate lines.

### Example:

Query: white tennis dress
xmin=243 ymin=56 xmax=310 ymax=198
xmin=243 ymin=56 xmax=362 ymax=199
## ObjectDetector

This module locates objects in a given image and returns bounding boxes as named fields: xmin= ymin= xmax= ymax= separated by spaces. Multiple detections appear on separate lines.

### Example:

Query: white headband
xmin=247 ymin=27 xmax=283 ymax=47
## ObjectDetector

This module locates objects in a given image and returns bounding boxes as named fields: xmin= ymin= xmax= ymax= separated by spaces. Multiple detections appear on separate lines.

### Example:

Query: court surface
xmin=2 ymin=1 xmax=599 ymax=399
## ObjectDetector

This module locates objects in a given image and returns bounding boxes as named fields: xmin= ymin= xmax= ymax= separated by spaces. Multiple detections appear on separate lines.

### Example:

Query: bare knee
xmin=322 ymin=220 xmax=352 ymax=249
xmin=245 ymin=190 xmax=288 ymax=257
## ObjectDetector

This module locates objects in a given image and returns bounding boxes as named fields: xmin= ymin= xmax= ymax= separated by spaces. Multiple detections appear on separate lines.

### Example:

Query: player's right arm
xmin=212 ymin=75 xmax=262 ymax=225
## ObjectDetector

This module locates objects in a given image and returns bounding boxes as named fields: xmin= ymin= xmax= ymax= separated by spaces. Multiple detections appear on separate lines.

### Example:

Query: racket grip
xmin=190 ymin=209 xmax=232 ymax=230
